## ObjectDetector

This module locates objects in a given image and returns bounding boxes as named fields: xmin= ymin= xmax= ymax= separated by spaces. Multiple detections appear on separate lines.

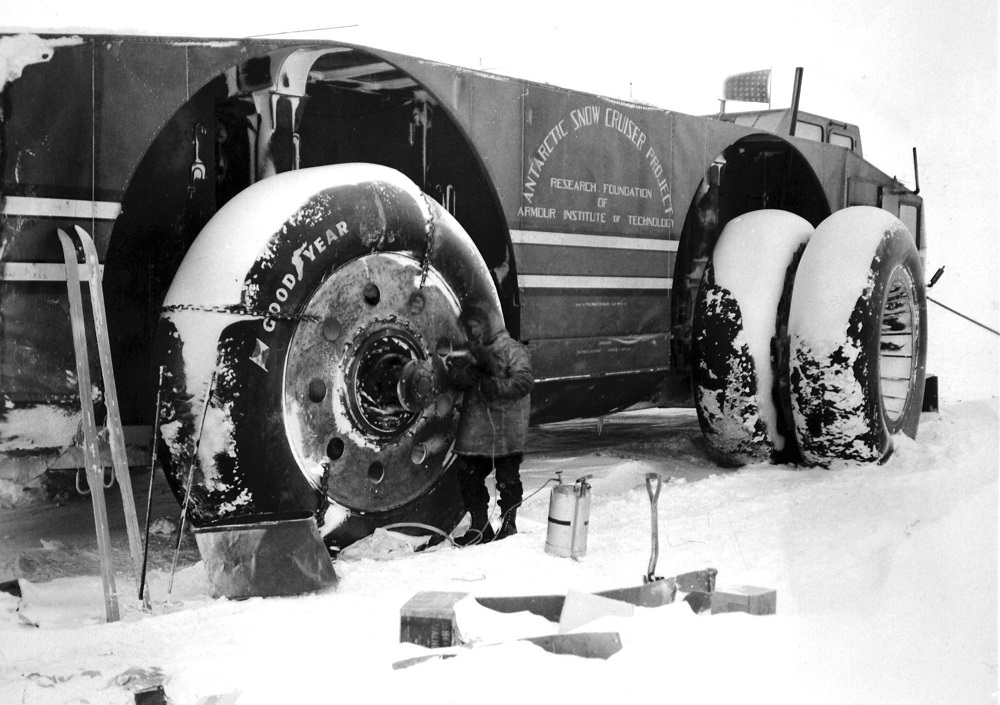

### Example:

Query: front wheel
xmin=154 ymin=164 xmax=502 ymax=547
xmin=788 ymin=206 xmax=927 ymax=465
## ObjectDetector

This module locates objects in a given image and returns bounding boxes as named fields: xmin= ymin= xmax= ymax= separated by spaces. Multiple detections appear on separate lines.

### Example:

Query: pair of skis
xmin=57 ymin=226 xmax=147 ymax=621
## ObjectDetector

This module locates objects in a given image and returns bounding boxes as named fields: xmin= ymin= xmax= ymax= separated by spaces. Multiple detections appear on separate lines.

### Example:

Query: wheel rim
xmin=879 ymin=264 xmax=918 ymax=425
xmin=282 ymin=252 xmax=464 ymax=513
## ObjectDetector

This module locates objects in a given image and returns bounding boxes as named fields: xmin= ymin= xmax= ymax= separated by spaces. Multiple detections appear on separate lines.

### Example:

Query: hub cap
xmin=878 ymin=265 xmax=918 ymax=425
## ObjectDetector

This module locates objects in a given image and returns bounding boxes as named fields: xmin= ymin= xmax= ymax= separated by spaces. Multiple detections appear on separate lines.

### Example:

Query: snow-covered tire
xmin=691 ymin=210 xmax=814 ymax=466
xmin=153 ymin=164 xmax=501 ymax=547
xmin=788 ymin=206 xmax=926 ymax=465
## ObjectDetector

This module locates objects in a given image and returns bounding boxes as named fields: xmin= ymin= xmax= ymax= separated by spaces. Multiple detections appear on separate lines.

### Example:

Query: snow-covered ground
xmin=0 ymin=5 xmax=996 ymax=703
xmin=1 ymin=400 xmax=995 ymax=705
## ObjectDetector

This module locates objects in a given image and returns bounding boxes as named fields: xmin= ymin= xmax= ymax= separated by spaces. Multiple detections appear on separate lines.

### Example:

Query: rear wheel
xmin=691 ymin=210 xmax=813 ymax=466
xmin=788 ymin=206 xmax=926 ymax=465
xmin=154 ymin=164 xmax=501 ymax=547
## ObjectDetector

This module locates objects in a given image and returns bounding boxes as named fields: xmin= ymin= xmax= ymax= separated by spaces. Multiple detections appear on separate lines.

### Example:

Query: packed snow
xmin=0 ymin=34 xmax=79 ymax=89
xmin=0 ymin=400 xmax=995 ymax=705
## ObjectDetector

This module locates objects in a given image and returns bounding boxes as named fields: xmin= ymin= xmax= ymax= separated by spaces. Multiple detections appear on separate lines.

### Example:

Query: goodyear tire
xmin=154 ymin=164 xmax=502 ymax=547
xmin=788 ymin=206 xmax=926 ymax=465
xmin=691 ymin=210 xmax=813 ymax=467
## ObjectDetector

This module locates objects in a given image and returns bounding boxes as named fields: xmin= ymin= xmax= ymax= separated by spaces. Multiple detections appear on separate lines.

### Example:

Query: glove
xmin=480 ymin=377 xmax=501 ymax=399
xmin=449 ymin=361 xmax=484 ymax=389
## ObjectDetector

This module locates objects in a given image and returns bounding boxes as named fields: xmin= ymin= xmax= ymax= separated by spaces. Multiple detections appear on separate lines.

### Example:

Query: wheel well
xmin=103 ymin=47 xmax=515 ymax=426
xmin=669 ymin=135 xmax=831 ymax=379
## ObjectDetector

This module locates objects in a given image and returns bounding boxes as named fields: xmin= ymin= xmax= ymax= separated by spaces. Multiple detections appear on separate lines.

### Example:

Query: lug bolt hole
xmin=411 ymin=443 xmax=428 ymax=465
xmin=308 ymin=379 xmax=327 ymax=402
xmin=363 ymin=283 xmax=381 ymax=305
xmin=327 ymin=437 xmax=345 ymax=460
xmin=435 ymin=336 xmax=453 ymax=357
xmin=368 ymin=461 xmax=385 ymax=484
xmin=322 ymin=317 xmax=342 ymax=341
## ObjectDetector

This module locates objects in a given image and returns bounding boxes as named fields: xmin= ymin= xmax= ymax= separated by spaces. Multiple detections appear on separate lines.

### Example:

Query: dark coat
xmin=449 ymin=329 xmax=533 ymax=456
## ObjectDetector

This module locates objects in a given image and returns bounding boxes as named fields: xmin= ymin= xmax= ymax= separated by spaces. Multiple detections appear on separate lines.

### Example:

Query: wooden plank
xmin=711 ymin=586 xmax=777 ymax=616
xmin=474 ymin=577 xmax=676 ymax=622
xmin=674 ymin=568 xmax=718 ymax=594
xmin=558 ymin=589 xmax=634 ymax=634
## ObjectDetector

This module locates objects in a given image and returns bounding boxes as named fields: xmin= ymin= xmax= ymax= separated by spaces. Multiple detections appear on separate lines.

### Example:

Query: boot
xmin=454 ymin=458 xmax=494 ymax=546
xmin=494 ymin=459 xmax=522 ymax=542
xmin=454 ymin=507 xmax=494 ymax=546
xmin=493 ymin=508 xmax=517 ymax=541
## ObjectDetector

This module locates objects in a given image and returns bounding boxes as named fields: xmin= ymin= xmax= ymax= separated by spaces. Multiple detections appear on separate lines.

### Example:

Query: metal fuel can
xmin=544 ymin=476 xmax=592 ymax=558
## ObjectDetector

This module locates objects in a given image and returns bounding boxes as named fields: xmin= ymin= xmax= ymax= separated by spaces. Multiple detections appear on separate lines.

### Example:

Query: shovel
xmin=644 ymin=473 xmax=665 ymax=583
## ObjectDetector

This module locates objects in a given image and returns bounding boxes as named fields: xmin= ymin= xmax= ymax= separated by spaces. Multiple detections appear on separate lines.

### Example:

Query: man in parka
xmin=447 ymin=303 xmax=533 ymax=545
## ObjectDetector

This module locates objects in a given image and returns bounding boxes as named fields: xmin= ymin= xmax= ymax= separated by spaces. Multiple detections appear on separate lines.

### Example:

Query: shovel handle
xmin=645 ymin=473 xmax=662 ymax=581
xmin=645 ymin=472 xmax=661 ymax=503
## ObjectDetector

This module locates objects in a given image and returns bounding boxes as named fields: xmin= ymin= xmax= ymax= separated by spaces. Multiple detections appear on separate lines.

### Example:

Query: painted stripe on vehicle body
xmin=3 ymin=196 xmax=122 ymax=220
xmin=518 ymin=274 xmax=672 ymax=289
xmin=0 ymin=263 xmax=105 ymax=282
xmin=512 ymin=242 xmax=672 ymax=278
xmin=510 ymin=229 xmax=678 ymax=251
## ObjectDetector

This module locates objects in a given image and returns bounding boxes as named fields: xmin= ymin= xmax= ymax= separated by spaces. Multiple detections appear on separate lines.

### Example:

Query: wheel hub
xmin=879 ymin=265 xmax=918 ymax=425
xmin=347 ymin=327 xmax=423 ymax=436
xmin=282 ymin=252 xmax=465 ymax=512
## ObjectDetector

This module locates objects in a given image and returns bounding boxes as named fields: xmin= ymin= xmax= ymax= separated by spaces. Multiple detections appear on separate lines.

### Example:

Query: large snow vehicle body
xmin=0 ymin=34 xmax=926 ymax=546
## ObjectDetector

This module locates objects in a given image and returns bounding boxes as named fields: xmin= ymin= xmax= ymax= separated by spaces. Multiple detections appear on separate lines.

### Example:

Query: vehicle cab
xmin=719 ymin=108 xmax=864 ymax=156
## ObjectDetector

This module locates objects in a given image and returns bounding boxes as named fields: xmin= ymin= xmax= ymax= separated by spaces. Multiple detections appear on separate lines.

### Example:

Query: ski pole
xmin=139 ymin=366 xmax=164 ymax=605
xmin=169 ymin=369 xmax=216 ymax=595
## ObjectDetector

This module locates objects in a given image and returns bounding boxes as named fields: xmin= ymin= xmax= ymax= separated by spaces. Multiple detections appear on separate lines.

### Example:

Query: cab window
xmin=793 ymin=121 xmax=823 ymax=142
xmin=830 ymin=132 xmax=854 ymax=150
xmin=899 ymin=203 xmax=920 ymax=247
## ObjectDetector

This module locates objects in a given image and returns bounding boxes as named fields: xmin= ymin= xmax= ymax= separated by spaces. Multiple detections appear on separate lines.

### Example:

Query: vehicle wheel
xmin=153 ymin=164 xmax=501 ymax=547
xmin=691 ymin=210 xmax=814 ymax=466
xmin=788 ymin=206 xmax=926 ymax=465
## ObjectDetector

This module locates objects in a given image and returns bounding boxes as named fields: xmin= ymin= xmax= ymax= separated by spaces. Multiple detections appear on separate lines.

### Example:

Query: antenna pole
xmin=789 ymin=67 xmax=804 ymax=137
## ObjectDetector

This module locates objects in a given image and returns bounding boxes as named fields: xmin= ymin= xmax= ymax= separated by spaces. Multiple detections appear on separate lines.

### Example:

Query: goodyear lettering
xmin=299 ymin=236 xmax=328 ymax=263
xmin=263 ymin=301 xmax=280 ymax=332
xmin=262 ymin=220 xmax=349 ymax=333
